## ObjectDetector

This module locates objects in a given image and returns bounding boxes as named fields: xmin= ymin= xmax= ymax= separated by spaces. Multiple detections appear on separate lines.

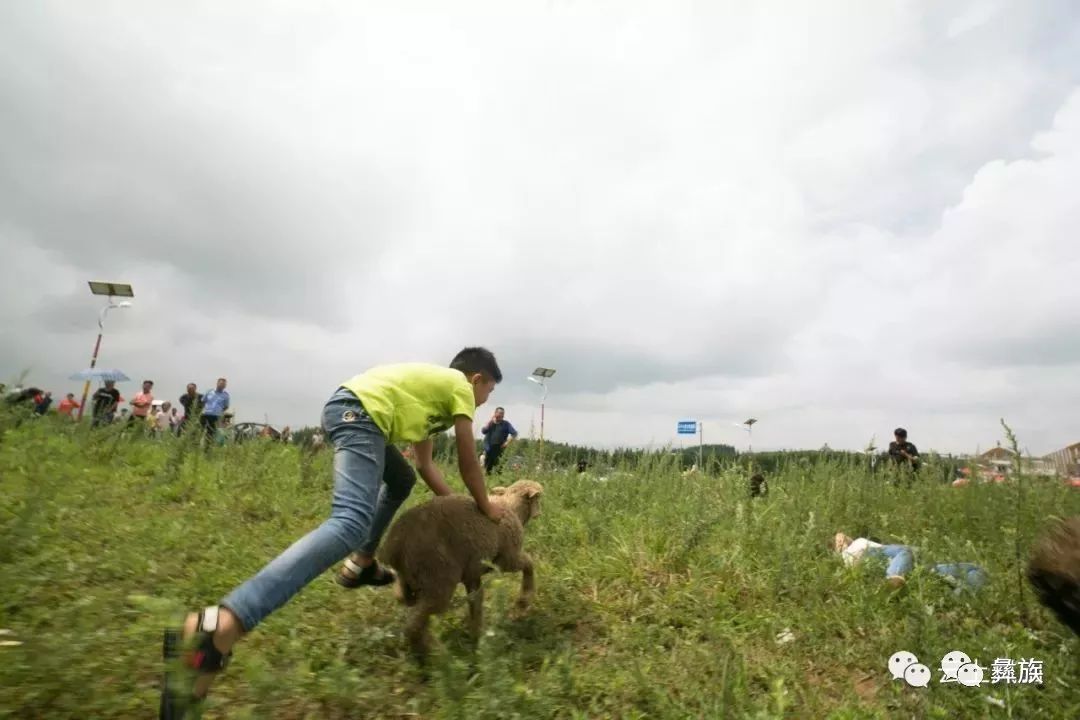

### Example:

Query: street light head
xmin=527 ymin=376 xmax=542 ymax=385
xmin=114 ymin=301 xmax=132 ymax=309
xmin=88 ymin=281 xmax=134 ymax=298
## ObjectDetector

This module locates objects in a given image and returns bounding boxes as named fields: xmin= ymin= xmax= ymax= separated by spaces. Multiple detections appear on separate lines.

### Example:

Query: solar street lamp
xmin=527 ymin=367 xmax=555 ymax=448
xmin=733 ymin=417 xmax=758 ymax=454
xmin=77 ymin=282 xmax=133 ymax=421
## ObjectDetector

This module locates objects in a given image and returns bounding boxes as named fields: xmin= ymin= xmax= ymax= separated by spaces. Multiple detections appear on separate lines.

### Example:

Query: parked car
xmin=232 ymin=422 xmax=282 ymax=443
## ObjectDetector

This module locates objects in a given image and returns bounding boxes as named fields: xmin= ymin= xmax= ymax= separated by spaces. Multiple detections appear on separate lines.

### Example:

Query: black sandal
xmin=160 ymin=606 xmax=233 ymax=719
xmin=336 ymin=557 xmax=396 ymax=588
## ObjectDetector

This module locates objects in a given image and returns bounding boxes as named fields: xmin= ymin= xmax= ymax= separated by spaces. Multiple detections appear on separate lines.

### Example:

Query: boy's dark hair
xmin=450 ymin=347 xmax=502 ymax=383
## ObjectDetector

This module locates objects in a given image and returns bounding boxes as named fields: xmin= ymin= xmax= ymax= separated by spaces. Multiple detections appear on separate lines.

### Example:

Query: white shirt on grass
xmin=841 ymin=538 xmax=883 ymax=567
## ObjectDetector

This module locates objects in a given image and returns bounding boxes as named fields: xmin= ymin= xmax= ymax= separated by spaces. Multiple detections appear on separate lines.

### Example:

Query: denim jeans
xmin=932 ymin=563 xmax=988 ymax=593
xmin=220 ymin=387 xmax=416 ymax=632
xmin=864 ymin=544 xmax=915 ymax=577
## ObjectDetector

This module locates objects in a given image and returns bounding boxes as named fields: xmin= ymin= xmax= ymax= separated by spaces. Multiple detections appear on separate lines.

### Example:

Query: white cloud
xmin=2 ymin=1 xmax=1079 ymax=455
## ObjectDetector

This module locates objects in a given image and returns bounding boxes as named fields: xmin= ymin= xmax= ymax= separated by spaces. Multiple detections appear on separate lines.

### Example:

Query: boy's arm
xmin=411 ymin=438 xmax=454 ymax=496
xmin=454 ymin=416 xmax=502 ymax=522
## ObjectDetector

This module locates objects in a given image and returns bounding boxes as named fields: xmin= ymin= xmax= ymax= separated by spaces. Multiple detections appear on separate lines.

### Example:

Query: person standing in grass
xmin=480 ymin=406 xmax=518 ymax=474
xmin=161 ymin=347 xmax=507 ymax=717
xmin=91 ymin=381 xmax=122 ymax=427
xmin=200 ymin=378 xmax=230 ymax=441
xmin=153 ymin=402 xmax=173 ymax=439
xmin=888 ymin=427 xmax=920 ymax=471
xmin=57 ymin=392 xmax=80 ymax=419
xmin=177 ymin=383 xmax=202 ymax=434
xmin=130 ymin=380 xmax=155 ymax=428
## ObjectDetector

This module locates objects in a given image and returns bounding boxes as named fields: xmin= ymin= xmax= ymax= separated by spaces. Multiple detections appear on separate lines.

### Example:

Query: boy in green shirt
xmin=161 ymin=348 xmax=506 ymax=717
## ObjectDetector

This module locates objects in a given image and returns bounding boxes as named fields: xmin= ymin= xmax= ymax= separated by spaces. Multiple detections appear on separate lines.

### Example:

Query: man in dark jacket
xmin=480 ymin=406 xmax=518 ymax=474
xmin=888 ymin=427 xmax=920 ymax=470
xmin=178 ymin=383 xmax=203 ymax=434
xmin=91 ymin=381 xmax=122 ymax=426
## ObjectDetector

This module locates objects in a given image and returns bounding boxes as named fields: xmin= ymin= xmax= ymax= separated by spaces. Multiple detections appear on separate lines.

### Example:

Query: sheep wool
xmin=377 ymin=480 xmax=544 ymax=660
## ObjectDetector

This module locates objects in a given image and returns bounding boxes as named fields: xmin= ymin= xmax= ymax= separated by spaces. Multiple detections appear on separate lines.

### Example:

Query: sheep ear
xmin=491 ymin=486 xmax=507 ymax=495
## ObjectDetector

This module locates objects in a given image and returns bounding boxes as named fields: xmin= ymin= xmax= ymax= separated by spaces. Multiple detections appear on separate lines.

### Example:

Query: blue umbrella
xmin=69 ymin=368 xmax=131 ymax=382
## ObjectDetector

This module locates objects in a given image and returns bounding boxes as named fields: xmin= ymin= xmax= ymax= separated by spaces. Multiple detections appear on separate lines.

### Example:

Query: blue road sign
xmin=677 ymin=420 xmax=697 ymax=435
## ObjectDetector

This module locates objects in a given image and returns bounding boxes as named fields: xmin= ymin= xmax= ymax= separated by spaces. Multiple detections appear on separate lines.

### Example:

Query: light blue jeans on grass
xmin=220 ymin=387 xmax=416 ymax=632
xmin=863 ymin=545 xmax=915 ymax=577
xmin=931 ymin=563 xmax=988 ymax=594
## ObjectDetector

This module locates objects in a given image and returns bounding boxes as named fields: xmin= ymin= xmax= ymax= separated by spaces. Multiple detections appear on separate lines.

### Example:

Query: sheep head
xmin=491 ymin=479 xmax=544 ymax=525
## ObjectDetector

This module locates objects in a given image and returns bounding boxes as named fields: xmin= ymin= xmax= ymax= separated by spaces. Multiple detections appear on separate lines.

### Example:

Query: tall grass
xmin=1 ymin=410 xmax=1078 ymax=718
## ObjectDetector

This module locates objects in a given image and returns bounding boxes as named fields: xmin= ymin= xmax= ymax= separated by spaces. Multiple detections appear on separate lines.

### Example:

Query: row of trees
xmin=282 ymin=427 xmax=965 ymax=483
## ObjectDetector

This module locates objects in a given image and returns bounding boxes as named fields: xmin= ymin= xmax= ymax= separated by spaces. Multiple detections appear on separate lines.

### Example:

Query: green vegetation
xmin=2 ymin=409 xmax=1078 ymax=718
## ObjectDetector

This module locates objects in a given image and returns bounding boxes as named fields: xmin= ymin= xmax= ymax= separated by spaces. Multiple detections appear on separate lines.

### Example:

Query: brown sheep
xmin=1027 ymin=515 xmax=1080 ymax=637
xmin=377 ymin=479 xmax=544 ymax=659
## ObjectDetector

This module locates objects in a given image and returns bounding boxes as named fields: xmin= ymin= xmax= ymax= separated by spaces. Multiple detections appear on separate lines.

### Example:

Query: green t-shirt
xmin=339 ymin=363 xmax=476 ymax=444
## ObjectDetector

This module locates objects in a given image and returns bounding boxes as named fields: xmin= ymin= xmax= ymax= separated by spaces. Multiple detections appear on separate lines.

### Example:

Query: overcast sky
xmin=2 ymin=1 xmax=1079 ymax=455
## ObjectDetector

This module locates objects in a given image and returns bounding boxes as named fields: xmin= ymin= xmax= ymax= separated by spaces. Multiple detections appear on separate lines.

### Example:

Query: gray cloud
xmin=2 ymin=1 xmax=1079 ymax=454
xmin=950 ymin=321 xmax=1080 ymax=369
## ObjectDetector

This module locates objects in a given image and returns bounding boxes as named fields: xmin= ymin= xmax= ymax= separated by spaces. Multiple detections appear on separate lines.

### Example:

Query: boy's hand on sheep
xmin=482 ymin=501 xmax=506 ymax=523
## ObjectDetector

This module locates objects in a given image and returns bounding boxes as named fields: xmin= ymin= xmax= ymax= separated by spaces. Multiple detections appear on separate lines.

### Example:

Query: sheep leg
xmin=404 ymin=591 xmax=451 ymax=663
xmin=495 ymin=552 xmax=535 ymax=611
xmin=404 ymin=603 xmax=435 ymax=662
xmin=463 ymin=573 xmax=484 ymax=640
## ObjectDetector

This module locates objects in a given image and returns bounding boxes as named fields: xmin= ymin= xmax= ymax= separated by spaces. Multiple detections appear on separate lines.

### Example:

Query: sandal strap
xmin=343 ymin=557 xmax=365 ymax=575
xmin=199 ymin=605 xmax=221 ymax=633
xmin=187 ymin=606 xmax=232 ymax=673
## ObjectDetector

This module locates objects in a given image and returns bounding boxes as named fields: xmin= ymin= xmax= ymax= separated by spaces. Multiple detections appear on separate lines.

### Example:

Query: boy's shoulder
xmin=362 ymin=362 xmax=466 ymax=385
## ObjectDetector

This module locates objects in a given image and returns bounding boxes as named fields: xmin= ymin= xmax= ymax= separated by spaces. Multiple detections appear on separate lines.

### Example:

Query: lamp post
xmin=733 ymin=418 xmax=758 ymax=454
xmin=527 ymin=366 xmax=556 ymax=454
xmin=77 ymin=282 xmax=134 ymax=421
xmin=743 ymin=418 xmax=757 ymax=454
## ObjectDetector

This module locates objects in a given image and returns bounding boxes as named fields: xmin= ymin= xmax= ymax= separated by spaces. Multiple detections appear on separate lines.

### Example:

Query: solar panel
xmin=88 ymin=281 xmax=134 ymax=297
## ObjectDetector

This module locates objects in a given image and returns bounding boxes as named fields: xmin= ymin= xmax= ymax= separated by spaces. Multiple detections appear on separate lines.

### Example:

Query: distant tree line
xmin=281 ymin=426 xmax=966 ymax=482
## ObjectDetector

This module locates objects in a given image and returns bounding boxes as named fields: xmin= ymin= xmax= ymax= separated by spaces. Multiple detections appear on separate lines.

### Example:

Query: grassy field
xmin=2 ymin=411 xmax=1078 ymax=719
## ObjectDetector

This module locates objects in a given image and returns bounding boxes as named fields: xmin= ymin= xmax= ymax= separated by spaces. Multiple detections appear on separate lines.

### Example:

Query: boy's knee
xmin=326 ymin=512 xmax=373 ymax=550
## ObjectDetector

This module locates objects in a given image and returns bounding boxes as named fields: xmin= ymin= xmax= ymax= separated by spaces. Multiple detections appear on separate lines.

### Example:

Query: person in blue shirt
xmin=480 ymin=406 xmax=517 ymax=474
xmin=201 ymin=378 xmax=230 ymax=441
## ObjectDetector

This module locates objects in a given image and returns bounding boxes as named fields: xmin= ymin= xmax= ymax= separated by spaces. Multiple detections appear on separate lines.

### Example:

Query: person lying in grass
xmin=833 ymin=531 xmax=987 ymax=593
xmin=160 ymin=347 xmax=507 ymax=718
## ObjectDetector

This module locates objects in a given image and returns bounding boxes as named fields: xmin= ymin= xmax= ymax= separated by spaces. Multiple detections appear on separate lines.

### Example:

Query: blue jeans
xmin=864 ymin=545 xmax=915 ymax=577
xmin=220 ymin=387 xmax=416 ymax=632
xmin=932 ymin=563 xmax=988 ymax=593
